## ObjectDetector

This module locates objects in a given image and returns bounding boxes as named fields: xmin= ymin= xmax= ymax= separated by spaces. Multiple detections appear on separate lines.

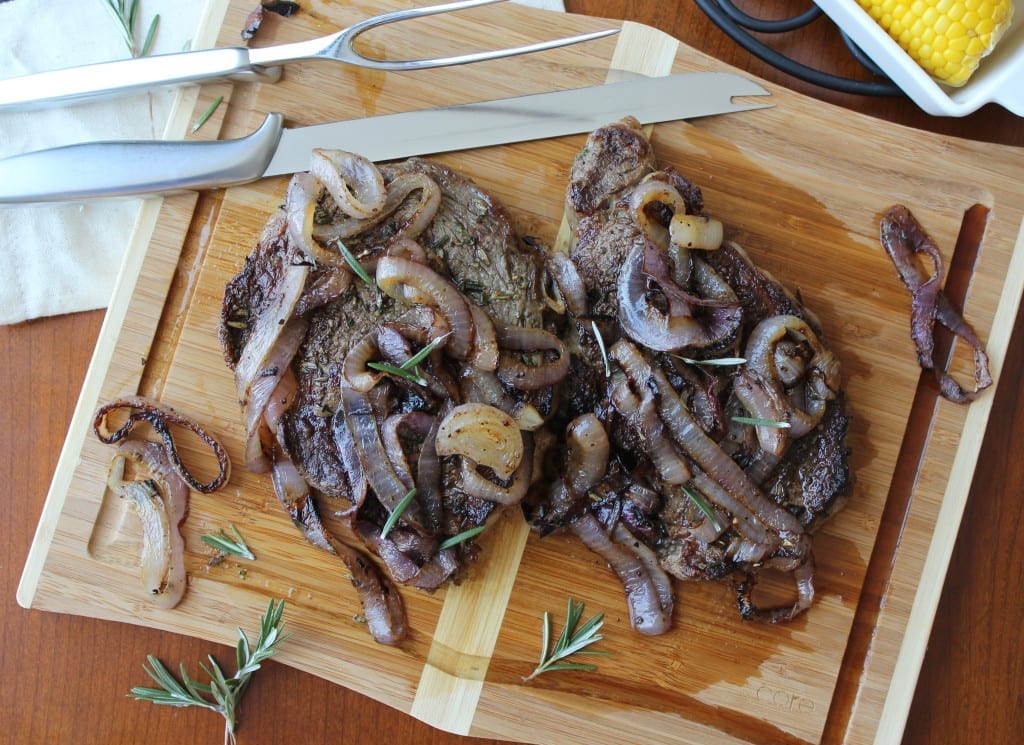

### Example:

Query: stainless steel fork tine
xmin=0 ymin=0 xmax=618 ymax=109
xmin=290 ymin=0 xmax=620 ymax=72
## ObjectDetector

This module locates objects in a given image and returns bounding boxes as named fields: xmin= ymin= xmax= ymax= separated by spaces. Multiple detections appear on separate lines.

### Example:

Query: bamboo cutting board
xmin=17 ymin=2 xmax=1024 ymax=744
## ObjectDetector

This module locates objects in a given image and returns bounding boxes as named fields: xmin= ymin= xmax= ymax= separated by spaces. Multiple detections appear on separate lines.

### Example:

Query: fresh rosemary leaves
xmin=191 ymin=95 xmax=224 ymax=134
xmin=681 ymin=484 xmax=722 ymax=532
xmin=437 ymin=524 xmax=486 ymax=551
xmin=367 ymin=332 xmax=451 ymax=386
xmin=129 ymin=599 xmax=289 ymax=745
xmin=380 ymin=488 xmax=417 ymax=539
xmin=336 ymin=239 xmax=374 ymax=285
xmin=523 ymin=598 xmax=609 ymax=682
xmin=103 ymin=0 xmax=159 ymax=57
xmin=731 ymin=415 xmax=791 ymax=428
xmin=201 ymin=524 xmax=255 ymax=560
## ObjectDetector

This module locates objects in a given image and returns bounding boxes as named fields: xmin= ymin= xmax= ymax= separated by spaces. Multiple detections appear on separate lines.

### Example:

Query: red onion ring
xmin=494 ymin=324 xmax=570 ymax=391
xmin=880 ymin=205 xmax=992 ymax=403
xmin=376 ymin=255 xmax=474 ymax=360
xmin=107 ymin=440 xmax=189 ymax=608
xmin=94 ymin=396 xmax=230 ymax=493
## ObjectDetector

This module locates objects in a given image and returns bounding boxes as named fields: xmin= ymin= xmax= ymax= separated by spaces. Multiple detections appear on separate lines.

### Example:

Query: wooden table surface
xmin=3 ymin=2 xmax=1022 ymax=743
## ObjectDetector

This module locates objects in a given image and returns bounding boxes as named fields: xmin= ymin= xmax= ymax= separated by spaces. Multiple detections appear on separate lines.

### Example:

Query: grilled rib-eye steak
xmin=528 ymin=118 xmax=852 ymax=630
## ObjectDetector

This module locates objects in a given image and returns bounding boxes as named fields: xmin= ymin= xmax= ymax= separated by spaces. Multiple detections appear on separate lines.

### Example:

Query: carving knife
xmin=0 ymin=72 xmax=770 ymax=204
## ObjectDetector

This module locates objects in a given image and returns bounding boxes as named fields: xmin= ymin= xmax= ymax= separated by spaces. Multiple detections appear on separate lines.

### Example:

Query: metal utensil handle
xmin=0 ymin=48 xmax=265 ymax=109
xmin=0 ymin=114 xmax=284 ymax=204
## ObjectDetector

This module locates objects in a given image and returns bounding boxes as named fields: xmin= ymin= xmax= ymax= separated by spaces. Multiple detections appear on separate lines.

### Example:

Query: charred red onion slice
xmin=308 ymin=148 xmax=386 ymax=220
xmin=553 ymin=415 xmax=673 ymax=635
xmin=230 ymin=254 xmax=309 ymax=471
xmin=468 ymin=303 xmax=499 ymax=372
xmin=107 ymin=441 xmax=189 ymax=608
xmin=94 ymin=396 xmax=230 ymax=493
xmin=610 ymin=340 xmax=804 ymax=538
xmin=380 ymin=411 xmax=434 ymax=493
xmin=609 ymin=373 xmax=691 ymax=485
xmin=564 ymin=414 xmax=610 ymax=496
xmin=618 ymin=244 xmax=741 ymax=352
xmin=571 ymin=512 xmax=673 ymax=635
xmin=270 ymin=453 xmax=407 ymax=644
xmin=340 ymin=384 xmax=424 ymax=529
xmin=342 ymin=329 xmax=388 ymax=392
xmin=240 ymin=317 xmax=309 ymax=471
xmin=544 ymin=252 xmax=590 ymax=317
xmin=457 ymin=434 xmax=533 ymax=505
xmin=734 ymin=315 xmax=840 ymax=456
xmin=880 ymin=205 xmax=992 ymax=403
xmin=355 ymin=522 xmax=457 ymax=590
xmin=494 ymin=324 xmax=570 ymax=391
xmin=376 ymin=255 xmax=474 ymax=360
xmin=629 ymin=175 xmax=692 ymax=250
xmin=313 ymin=172 xmax=441 ymax=245
xmin=284 ymin=172 xmax=327 ymax=265
xmin=736 ymin=554 xmax=816 ymax=623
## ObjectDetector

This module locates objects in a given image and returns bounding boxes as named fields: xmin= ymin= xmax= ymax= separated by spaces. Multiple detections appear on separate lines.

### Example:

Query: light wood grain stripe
xmin=409 ymin=20 xmax=679 ymax=735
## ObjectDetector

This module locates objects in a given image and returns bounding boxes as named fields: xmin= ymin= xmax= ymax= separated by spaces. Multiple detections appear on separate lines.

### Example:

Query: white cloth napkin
xmin=0 ymin=0 xmax=565 ymax=326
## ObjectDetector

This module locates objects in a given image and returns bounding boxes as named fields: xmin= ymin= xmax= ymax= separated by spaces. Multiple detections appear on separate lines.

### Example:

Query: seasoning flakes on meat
xmin=531 ymin=117 xmax=853 ymax=631
xmin=220 ymin=150 xmax=566 ymax=644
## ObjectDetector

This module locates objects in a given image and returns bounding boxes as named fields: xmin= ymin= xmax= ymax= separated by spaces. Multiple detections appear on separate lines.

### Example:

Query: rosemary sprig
xmin=731 ymin=415 xmax=791 ymax=428
xmin=336 ymin=239 xmax=374 ymax=285
xmin=191 ymin=95 xmax=224 ymax=134
xmin=201 ymin=523 xmax=255 ymax=560
xmin=681 ymin=484 xmax=722 ymax=532
xmin=591 ymin=320 xmax=611 ymax=377
xmin=380 ymin=488 xmax=417 ymax=539
xmin=438 ymin=524 xmax=486 ymax=551
xmin=103 ymin=0 xmax=159 ymax=57
xmin=367 ymin=332 xmax=451 ymax=386
xmin=365 ymin=361 xmax=427 ymax=386
xmin=129 ymin=599 xmax=289 ymax=745
xmin=523 ymin=598 xmax=609 ymax=682
xmin=674 ymin=355 xmax=747 ymax=367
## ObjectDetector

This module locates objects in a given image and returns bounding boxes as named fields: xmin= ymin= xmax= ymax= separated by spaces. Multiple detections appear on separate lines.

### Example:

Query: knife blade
xmin=0 ymin=72 xmax=770 ymax=204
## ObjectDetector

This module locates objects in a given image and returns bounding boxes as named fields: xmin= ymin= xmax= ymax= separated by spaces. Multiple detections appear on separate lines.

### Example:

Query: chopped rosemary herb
xmin=438 ymin=525 xmax=486 ymax=551
xmin=201 ymin=524 xmax=255 ymax=560
xmin=380 ymin=488 xmax=417 ymax=540
xmin=523 ymin=598 xmax=609 ymax=682
xmin=591 ymin=320 xmax=611 ymax=377
xmin=336 ymin=239 xmax=374 ymax=285
xmin=190 ymin=95 xmax=223 ymax=134
xmin=681 ymin=484 xmax=722 ymax=532
xmin=731 ymin=415 xmax=791 ymax=428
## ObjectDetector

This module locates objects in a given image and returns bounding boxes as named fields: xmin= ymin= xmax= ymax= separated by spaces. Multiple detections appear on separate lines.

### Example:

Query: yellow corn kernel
xmin=857 ymin=0 xmax=1015 ymax=85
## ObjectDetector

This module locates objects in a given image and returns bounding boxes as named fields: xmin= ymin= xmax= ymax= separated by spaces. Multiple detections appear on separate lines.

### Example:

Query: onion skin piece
xmin=271 ymin=452 xmax=408 ymax=645
xmin=107 ymin=442 xmax=190 ymax=609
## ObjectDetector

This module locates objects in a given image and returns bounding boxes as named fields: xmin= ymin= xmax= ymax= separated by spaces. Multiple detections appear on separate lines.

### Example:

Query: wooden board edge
xmin=16 ymin=0 xmax=231 ymax=609
xmin=871 ymin=215 xmax=1024 ymax=744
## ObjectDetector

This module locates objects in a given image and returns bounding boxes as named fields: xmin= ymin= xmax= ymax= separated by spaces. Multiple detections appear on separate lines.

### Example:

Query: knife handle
xmin=0 ymin=49 xmax=281 ymax=110
xmin=0 ymin=114 xmax=284 ymax=204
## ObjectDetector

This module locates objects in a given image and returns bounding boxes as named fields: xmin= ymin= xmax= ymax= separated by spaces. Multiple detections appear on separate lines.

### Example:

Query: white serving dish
xmin=814 ymin=0 xmax=1023 ymax=116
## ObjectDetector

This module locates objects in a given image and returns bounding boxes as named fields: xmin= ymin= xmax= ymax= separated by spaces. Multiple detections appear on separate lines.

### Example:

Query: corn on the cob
xmin=856 ymin=0 xmax=1015 ymax=86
